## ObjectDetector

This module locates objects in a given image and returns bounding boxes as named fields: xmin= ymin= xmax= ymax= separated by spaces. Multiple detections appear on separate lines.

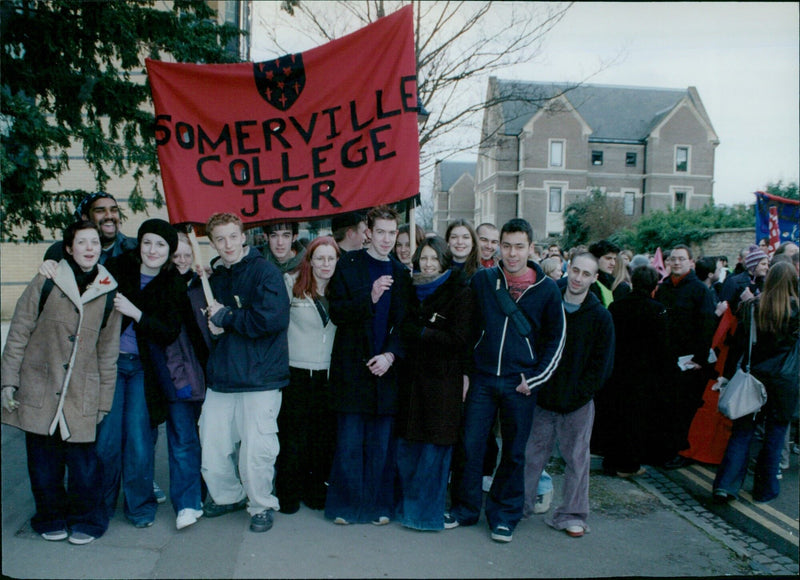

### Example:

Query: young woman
xmin=98 ymin=219 xmax=185 ymax=528
xmin=612 ymin=250 xmax=632 ymax=288
xmin=2 ymin=221 xmax=121 ymax=545
xmin=274 ymin=237 xmax=340 ymax=514
xmin=540 ymin=257 xmax=563 ymax=281
xmin=445 ymin=219 xmax=480 ymax=279
xmin=713 ymin=262 xmax=799 ymax=503
xmin=150 ymin=231 xmax=210 ymax=530
xmin=395 ymin=236 xmax=475 ymax=530
xmin=393 ymin=224 xmax=425 ymax=272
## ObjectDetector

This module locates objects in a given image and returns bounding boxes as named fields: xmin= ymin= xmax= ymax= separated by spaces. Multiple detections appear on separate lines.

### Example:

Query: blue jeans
xmin=26 ymin=432 xmax=107 ymax=538
xmin=166 ymin=401 xmax=203 ymax=513
xmin=395 ymin=438 xmax=452 ymax=530
xmin=325 ymin=413 xmax=396 ymax=523
xmin=714 ymin=412 xmax=789 ymax=501
xmin=451 ymin=372 xmax=537 ymax=531
xmin=96 ymin=354 xmax=157 ymax=526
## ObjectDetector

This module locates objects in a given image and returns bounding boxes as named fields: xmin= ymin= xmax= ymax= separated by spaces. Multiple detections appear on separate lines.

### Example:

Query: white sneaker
xmin=482 ymin=475 xmax=493 ymax=493
xmin=41 ymin=529 xmax=68 ymax=541
xmin=176 ymin=508 xmax=203 ymax=530
xmin=533 ymin=489 xmax=553 ymax=514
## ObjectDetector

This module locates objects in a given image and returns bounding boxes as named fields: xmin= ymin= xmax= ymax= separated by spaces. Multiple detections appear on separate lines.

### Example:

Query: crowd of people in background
xmin=1 ymin=191 xmax=798 ymax=547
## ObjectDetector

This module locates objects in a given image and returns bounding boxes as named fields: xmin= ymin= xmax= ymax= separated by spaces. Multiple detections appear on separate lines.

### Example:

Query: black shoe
xmin=712 ymin=489 xmax=733 ymax=504
xmin=203 ymin=498 xmax=247 ymax=518
xmin=303 ymin=496 xmax=326 ymax=511
xmin=250 ymin=509 xmax=274 ymax=533
xmin=663 ymin=455 xmax=691 ymax=470
xmin=280 ymin=500 xmax=300 ymax=515
xmin=443 ymin=513 xmax=460 ymax=529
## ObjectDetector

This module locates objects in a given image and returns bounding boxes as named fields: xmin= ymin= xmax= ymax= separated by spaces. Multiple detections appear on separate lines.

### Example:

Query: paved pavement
xmin=0 ymin=322 xmax=793 ymax=578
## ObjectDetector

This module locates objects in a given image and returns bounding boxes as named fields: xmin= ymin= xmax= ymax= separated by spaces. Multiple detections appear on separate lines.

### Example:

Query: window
xmin=549 ymin=187 xmax=562 ymax=213
xmin=623 ymin=192 xmax=635 ymax=216
xmin=626 ymin=152 xmax=637 ymax=167
xmin=675 ymin=191 xmax=686 ymax=208
xmin=676 ymin=147 xmax=689 ymax=172
xmin=549 ymin=140 xmax=564 ymax=168
xmin=591 ymin=151 xmax=603 ymax=166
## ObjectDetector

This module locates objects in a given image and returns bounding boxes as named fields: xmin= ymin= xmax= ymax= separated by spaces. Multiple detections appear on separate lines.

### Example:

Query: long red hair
xmin=293 ymin=236 xmax=340 ymax=298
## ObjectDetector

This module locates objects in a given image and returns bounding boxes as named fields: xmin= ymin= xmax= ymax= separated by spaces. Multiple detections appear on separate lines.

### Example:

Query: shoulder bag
xmin=718 ymin=305 xmax=767 ymax=420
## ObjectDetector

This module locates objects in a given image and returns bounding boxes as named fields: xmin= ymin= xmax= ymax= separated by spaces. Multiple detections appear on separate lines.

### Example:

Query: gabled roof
xmin=437 ymin=160 xmax=475 ymax=191
xmin=495 ymin=79 xmax=712 ymax=143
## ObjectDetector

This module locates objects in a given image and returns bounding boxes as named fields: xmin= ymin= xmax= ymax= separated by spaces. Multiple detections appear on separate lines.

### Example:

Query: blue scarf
xmin=415 ymin=269 xmax=451 ymax=302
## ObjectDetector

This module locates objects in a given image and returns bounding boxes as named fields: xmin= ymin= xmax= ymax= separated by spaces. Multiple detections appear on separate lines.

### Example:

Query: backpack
xmin=38 ymin=278 xmax=116 ymax=329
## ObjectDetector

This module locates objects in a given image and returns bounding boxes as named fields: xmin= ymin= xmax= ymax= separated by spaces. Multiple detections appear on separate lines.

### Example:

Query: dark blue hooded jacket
xmin=206 ymin=246 xmax=289 ymax=392
xmin=471 ymin=261 xmax=566 ymax=390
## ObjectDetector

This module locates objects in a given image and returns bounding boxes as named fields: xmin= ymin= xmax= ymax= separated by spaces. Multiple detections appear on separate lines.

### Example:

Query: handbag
xmin=718 ymin=306 xmax=767 ymax=420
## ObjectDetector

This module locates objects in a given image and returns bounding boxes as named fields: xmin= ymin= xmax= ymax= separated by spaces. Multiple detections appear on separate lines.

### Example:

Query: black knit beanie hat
xmin=138 ymin=218 xmax=178 ymax=255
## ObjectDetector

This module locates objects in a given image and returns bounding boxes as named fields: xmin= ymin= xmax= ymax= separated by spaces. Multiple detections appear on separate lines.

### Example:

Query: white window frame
xmin=549 ymin=139 xmax=565 ymax=168
xmin=675 ymin=145 xmax=691 ymax=173
xmin=545 ymin=180 xmax=568 ymax=214
xmin=669 ymin=185 xmax=694 ymax=209
xmin=622 ymin=190 xmax=637 ymax=216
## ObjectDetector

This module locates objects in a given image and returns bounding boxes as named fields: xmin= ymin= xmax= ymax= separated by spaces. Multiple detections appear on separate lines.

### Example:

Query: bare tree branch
xmin=254 ymin=1 xmax=593 ymax=182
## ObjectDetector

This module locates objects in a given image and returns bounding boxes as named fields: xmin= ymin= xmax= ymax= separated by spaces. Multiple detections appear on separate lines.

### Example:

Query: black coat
xmin=396 ymin=270 xmax=475 ymax=446
xmin=537 ymin=291 xmax=615 ymax=414
xmin=328 ymin=250 xmax=410 ymax=415
xmin=724 ymin=300 xmax=799 ymax=423
xmin=106 ymin=250 xmax=185 ymax=428
xmin=655 ymin=270 xmax=717 ymax=366
xmin=592 ymin=290 xmax=671 ymax=460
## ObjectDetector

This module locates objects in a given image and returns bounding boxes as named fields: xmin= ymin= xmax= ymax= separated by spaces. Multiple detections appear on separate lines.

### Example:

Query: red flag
xmin=651 ymin=247 xmax=669 ymax=280
xmin=767 ymin=206 xmax=780 ymax=257
xmin=146 ymin=6 xmax=419 ymax=227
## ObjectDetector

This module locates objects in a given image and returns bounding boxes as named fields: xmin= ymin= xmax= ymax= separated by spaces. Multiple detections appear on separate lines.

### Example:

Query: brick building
xmin=472 ymin=78 xmax=719 ymax=239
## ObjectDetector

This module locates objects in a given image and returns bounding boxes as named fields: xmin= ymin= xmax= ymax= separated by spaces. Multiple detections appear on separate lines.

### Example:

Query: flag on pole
xmin=146 ymin=6 xmax=419 ymax=228
xmin=755 ymin=191 xmax=800 ymax=251
xmin=651 ymin=247 xmax=669 ymax=280
xmin=767 ymin=206 xmax=780 ymax=257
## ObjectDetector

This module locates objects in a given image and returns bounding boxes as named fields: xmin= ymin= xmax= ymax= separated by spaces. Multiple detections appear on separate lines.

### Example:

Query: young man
xmin=325 ymin=205 xmax=410 ymax=525
xmin=447 ymin=218 xmax=565 ymax=543
xmin=44 ymin=191 xmax=137 ymax=263
xmin=476 ymin=223 xmax=500 ymax=269
xmin=654 ymin=244 xmax=716 ymax=469
xmin=332 ymin=212 xmax=368 ymax=253
xmin=200 ymin=213 xmax=289 ymax=533
xmin=523 ymin=252 xmax=614 ymax=538
xmin=586 ymin=239 xmax=630 ymax=306
xmin=261 ymin=222 xmax=305 ymax=273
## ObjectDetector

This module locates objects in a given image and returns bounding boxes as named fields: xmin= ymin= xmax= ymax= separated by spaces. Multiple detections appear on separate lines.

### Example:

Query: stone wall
xmin=693 ymin=227 xmax=755 ymax=261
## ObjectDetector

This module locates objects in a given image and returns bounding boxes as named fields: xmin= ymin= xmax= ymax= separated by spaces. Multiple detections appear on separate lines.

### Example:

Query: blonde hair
xmin=540 ymin=257 xmax=562 ymax=279
xmin=611 ymin=251 xmax=631 ymax=290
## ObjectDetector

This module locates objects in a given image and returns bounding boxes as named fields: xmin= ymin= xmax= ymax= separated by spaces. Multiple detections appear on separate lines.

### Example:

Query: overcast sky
xmin=252 ymin=2 xmax=799 ymax=207
xmin=502 ymin=2 xmax=799 ymax=206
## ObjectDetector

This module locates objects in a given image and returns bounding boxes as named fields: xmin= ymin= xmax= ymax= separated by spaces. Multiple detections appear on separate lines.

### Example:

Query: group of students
xmin=2 ymin=190 xmax=797 ymax=548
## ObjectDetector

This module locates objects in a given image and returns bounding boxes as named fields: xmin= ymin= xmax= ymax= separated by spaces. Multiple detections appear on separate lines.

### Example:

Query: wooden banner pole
xmin=187 ymin=227 xmax=215 ymax=307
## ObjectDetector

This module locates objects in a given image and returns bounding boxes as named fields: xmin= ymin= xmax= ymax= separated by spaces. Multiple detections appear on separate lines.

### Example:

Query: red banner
xmin=146 ymin=5 xmax=419 ymax=227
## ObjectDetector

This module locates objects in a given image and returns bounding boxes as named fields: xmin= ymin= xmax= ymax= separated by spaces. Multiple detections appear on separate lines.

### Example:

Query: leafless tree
xmin=255 ymin=1 xmax=573 ymax=175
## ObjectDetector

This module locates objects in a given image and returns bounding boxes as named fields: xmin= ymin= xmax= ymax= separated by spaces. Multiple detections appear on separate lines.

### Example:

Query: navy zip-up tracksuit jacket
xmin=471 ymin=261 xmax=566 ymax=390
